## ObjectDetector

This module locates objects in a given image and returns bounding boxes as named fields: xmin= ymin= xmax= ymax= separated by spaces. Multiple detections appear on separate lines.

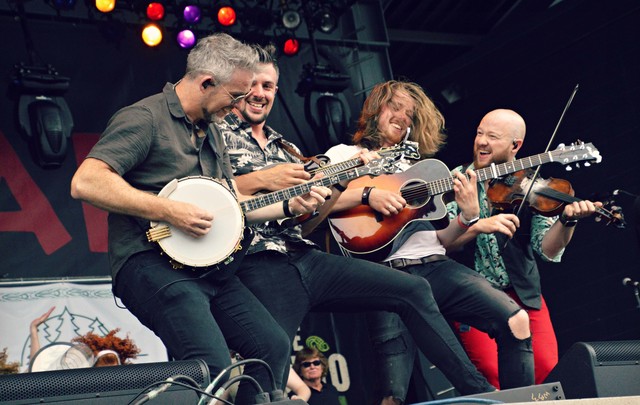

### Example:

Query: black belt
xmin=385 ymin=254 xmax=449 ymax=269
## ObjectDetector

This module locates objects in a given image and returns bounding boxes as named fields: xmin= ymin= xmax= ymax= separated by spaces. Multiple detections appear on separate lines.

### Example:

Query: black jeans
xmin=368 ymin=258 xmax=534 ymax=402
xmin=115 ymin=250 xmax=290 ymax=405
xmin=237 ymin=247 xmax=496 ymax=396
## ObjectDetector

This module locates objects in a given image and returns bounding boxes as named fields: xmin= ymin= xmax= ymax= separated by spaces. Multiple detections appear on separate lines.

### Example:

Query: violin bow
xmin=504 ymin=84 xmax=580 ymax=248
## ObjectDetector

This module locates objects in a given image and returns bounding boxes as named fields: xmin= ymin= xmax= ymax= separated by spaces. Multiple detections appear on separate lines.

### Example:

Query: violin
xmin=487 ymin=169 xmax=626 ymax=228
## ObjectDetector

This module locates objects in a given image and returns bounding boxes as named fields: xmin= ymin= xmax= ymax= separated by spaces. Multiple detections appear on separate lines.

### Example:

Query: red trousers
xmin=455 ymin=290 xmax=558 ymax=388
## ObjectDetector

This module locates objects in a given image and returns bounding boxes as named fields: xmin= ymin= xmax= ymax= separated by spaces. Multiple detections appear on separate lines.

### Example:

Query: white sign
xmin=0 ymin=282 xmax=168 ymax=372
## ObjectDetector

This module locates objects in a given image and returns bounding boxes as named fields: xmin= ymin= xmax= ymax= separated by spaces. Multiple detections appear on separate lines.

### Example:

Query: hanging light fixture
xmin=183 ymin=4 xmax=201 ymax=24
xmin=282 ymin=37 xmax=300 ymax=56
xmin=281 ymin=8 xmax=301 ymax=30
xmin=141 ymin=23 xmax=163 ymax=47
xmin=146 ymin=2 xmax=165 ymax=21
xmin=217 ymin=6 xmax=237 ymax=26
xmin=95 ymin=0 xmax=115 ymax=13
xmin=176 ymin=29 xmax=197 ymax=49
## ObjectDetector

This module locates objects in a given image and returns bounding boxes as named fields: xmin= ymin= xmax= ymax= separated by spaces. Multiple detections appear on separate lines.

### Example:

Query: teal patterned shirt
xmin=446 ymin=163 xmax=563 ymax=288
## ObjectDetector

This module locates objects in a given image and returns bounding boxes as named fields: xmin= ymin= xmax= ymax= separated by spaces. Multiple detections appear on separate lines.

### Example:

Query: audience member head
xmin=292 ymin=347 xmax=329 ymax=381
xmin=71 ymin=328 xmax=140 ymax=366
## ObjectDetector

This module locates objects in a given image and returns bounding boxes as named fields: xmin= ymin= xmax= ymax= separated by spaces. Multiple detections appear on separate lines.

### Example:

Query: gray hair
xmin=185 ymin=33 xmax=258 ymax=84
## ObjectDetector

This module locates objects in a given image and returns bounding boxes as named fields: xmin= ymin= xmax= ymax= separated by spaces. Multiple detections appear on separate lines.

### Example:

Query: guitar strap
xmin=276 ymin=139 xmax=326 ymax=168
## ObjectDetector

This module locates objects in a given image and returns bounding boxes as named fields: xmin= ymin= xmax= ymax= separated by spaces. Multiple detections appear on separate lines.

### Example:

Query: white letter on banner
xmin=327 ymin=353 xmax=350 ymax=391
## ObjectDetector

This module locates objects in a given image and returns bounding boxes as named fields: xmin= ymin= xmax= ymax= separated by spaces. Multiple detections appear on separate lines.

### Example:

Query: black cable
xmin=126 ymin=375 xmax=233 ymax=405
xmin=199 ymin=358 xmax=278 ymax=405
xmin=217 ymin=374 xmax=263 ymax=392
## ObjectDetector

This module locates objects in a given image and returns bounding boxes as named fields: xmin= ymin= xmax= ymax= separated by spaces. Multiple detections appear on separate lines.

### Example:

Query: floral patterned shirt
xmin=446 ymin=163 xmax=563 ymax=288
xmin=218 ymin=117 xmax=315 ymax=255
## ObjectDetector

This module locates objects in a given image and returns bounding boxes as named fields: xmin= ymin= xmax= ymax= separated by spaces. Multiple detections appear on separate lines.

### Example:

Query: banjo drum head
xmin=155 ymin=177 xmax=244 ymax=268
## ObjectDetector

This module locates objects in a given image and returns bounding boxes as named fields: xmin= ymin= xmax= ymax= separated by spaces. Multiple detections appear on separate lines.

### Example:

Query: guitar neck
xmin=240 ymin=167 xmax=368 ymax=213
xmin=427 ymin=151 xmax=558 ymax=195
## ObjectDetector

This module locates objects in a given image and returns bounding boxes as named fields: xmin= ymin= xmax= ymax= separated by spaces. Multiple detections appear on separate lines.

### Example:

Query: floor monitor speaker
xmin=0 ymin=359 xmax=210 ymax=404
xmin=456 ymin=381 xmax=565 ymax=403
xmin=544 ymin=340 xmax=640 ymax=399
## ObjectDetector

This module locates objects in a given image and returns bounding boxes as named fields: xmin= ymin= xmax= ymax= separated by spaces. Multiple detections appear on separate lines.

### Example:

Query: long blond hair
xmin=353 ymin=80 xmax=446 ymax=157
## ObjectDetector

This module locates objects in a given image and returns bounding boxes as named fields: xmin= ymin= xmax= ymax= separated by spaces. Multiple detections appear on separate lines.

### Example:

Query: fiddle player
xmin=445 ymin=108 xmax=601 ymax=387
xmin=323 ymin=81 xmax=534 ymax=405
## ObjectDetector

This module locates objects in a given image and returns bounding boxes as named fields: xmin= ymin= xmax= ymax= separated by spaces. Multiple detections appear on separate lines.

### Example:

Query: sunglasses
xmin=301 ymin=360 xmax=322 ymax=368
xmin=219 ymin=83 xmax=250 ymax=106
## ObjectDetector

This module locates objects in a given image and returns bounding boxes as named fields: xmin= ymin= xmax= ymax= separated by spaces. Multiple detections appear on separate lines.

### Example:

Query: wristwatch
xmin=458 ymin=213 xmax=480 ymax=228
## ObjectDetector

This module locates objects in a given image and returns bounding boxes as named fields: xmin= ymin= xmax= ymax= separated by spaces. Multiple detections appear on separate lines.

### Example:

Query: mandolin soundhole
xmin=401 ymin=180 xmax=431 ymax=208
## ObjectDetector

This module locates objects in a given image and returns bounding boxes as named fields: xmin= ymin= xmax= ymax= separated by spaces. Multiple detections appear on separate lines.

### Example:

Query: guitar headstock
xmin=551 ymin=141 xmax=601 ymax=171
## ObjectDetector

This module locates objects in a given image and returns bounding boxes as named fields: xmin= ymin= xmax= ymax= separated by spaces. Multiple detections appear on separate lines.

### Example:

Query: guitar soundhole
xmin=401 ymin=180 xmax=430 ymax=208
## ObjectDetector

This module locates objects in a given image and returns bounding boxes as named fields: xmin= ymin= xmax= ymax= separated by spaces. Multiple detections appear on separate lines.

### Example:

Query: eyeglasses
xmin=219 ymin=83 xmax=250 ymax=106
xmin=301 ymin=360 xmax=322 ymax=368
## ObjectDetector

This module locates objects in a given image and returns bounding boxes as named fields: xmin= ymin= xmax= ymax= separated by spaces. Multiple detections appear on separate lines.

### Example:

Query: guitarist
xmin=218 ymin=45 xmax=497 ymax=398
xmin=445 ymin=109 xmax=601 ymax=387
xmin=323 ymin=81 xmax=534 ymax=405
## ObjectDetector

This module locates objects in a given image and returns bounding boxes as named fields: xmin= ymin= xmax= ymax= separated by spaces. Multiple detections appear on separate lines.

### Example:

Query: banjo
xmin=146 ymin=154 xmax=402 ymax=271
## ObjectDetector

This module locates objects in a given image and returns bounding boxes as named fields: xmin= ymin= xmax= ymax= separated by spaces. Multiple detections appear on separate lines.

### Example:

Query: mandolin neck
xmin=240 ymin=166 xmax=368 ymax=213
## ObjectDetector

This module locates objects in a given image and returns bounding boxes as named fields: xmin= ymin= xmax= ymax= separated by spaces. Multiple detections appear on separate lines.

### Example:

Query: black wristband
xmin=559 ymin=213 xmax=578 ymax=227
xmin=283 ymin=199 xmax=295 ymax=218
xmin=361 ymin=186 xmax=375 ymax=205
xmin=333 ymin=183 xmax=347 ymax=192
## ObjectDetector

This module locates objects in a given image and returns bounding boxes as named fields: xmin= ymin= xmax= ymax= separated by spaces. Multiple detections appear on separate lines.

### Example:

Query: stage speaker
xmin=544 ymin=340 xmax=640 ymax=399
xmin=456 ymin=382 xmax=565 ymax=403
xmin=0 ymin=359 xmax=210 ymax=404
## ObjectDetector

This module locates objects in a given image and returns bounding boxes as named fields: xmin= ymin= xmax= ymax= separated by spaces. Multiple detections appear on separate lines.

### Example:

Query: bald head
xmin=473 ymin=109 xmax=527 ymax=168
xmin=481 ymin=109 xmax=526 ymax=141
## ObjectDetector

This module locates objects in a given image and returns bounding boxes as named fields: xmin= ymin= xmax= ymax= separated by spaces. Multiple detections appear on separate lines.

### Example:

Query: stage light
xmin=146 ymin=2 xmax=164 ymax=21
xmin=12 ymin=64 xmax=74 ymax=169
xmin=176 ymin=29 xmax=196 ymax=49
xmin=141 ymin=23 xmax=162 ymax=47
xmin=183 ymin=5 xmax=201 ymax=24
xmin=313 ymin=7 xmax=337 ymax=33
xmin=217 ymin=6 xmax=236 ymax=26
xmin=282 ymin=37 xmax=300 ymax=56
xmin=95 ymin=0 xmax=115 ymax=13
xmin=281 ymin=9 xmax=301 ymax=30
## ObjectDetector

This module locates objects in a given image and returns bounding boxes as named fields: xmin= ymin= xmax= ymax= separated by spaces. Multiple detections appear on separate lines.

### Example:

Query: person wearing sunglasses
xmin=292 ymin=347 xmax=341 ymax=405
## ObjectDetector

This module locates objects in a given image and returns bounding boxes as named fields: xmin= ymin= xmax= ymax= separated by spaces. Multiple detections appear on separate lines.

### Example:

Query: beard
xmin=240 ymin=107 xmax=267 ymax=126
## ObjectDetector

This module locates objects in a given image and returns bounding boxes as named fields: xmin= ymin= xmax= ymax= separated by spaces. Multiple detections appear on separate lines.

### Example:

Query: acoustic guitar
xmin=328 ymin=141 xmax=602 ymax=256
